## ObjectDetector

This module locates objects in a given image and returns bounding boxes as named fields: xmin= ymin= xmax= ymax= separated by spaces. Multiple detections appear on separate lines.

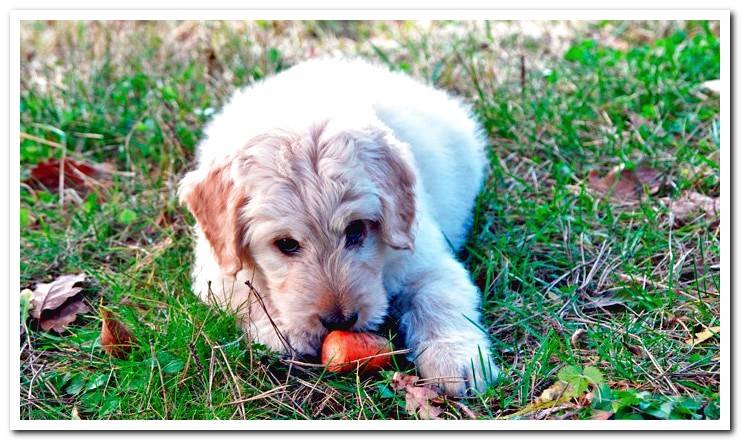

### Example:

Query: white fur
xmin=183 ymin=58 xmax=499 ymax=395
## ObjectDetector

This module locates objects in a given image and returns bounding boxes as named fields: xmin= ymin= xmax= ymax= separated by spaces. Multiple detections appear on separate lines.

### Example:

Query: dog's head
xmin=179 ymin=123 xmax=416 ymax=355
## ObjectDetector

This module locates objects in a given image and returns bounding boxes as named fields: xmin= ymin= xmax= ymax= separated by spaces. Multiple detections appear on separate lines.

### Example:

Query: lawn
xmin=19 ymin=20 xmax=721 ymax=420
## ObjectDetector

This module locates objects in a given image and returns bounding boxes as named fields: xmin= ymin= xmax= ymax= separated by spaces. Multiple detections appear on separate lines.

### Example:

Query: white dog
xmin=179 ymin=58 xmax=498 ymax=395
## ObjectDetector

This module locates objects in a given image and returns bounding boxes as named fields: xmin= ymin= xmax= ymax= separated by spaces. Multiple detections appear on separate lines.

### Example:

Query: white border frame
xmin=8 ymin=9 xmax=730 ymax=431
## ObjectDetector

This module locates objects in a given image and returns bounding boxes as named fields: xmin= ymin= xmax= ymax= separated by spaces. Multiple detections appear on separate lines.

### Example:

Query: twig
xmin=214 ymin=344 xmax=246 ymax=419
xmin=244 ymin=280 xmax=294 ymax=354
xmin=20 ymin=132 xmax=65 ymax=149
xmin=520 ymin=54 xmax=526 ymax=94
xmin=150 ymin=343 xmax=169 ymax=419
xmin=58 ymin=141 xmax=66 ymax=206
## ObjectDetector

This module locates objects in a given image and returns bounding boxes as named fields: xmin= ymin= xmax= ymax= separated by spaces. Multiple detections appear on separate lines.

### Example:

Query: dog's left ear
xmin=356 ymin=127 xmax=417 ymax=251
xmin=178 ymin=161 xmax=250 ymax=276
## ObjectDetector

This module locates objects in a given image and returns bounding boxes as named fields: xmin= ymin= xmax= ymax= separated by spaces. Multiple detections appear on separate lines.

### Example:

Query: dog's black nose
xmin=320 ymin=311 xmax=359 ymax=331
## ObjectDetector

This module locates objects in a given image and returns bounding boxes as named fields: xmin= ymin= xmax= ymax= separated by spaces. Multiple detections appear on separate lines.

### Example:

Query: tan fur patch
xmin=183 ymin=164 xmax=250 ymax=275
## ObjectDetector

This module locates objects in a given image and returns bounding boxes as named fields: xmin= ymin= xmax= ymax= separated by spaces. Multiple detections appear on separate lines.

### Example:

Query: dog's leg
xmin=391 ymin=222 xmax=500 ymax=396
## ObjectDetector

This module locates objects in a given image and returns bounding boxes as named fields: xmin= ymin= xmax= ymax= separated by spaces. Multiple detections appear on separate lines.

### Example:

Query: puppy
xmin=179 ymin=58 xmax=499 ymax=395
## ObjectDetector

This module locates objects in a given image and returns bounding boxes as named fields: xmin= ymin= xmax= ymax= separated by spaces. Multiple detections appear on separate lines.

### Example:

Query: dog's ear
xmin=179 ymin=162 xmax=250 ymax=276
xmin=358 ymin=128 xmax=417 ymax=251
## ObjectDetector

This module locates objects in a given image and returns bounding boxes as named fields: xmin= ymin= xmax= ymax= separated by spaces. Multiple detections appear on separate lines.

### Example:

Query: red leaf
xmin=27 ymin=158 xmax=114 ymax=191
xmin=100 ymin=309 xmax=135 ymax=359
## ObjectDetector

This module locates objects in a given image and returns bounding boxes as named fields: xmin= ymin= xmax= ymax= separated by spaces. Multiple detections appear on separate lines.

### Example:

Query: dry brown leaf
xmin=30 ymin=273 xmax=90 ymax=332
xmin=405 ymin=384 xmax=444 ymax=420
xmin=685 ymin=326 xmax=720 ymax=346
xmin=30 ymin=273 xmax=86 ymax=319
xmin=624 ymin=343 xmax=645 ymax=358
xmin=588 ymin=166 xmax=661 ymax=204
xmin=663 ymin=192 xmax=719 ymax=223
xmin=391 ymin=371 xmax=418 ymax=389
xmin=100 ymin=309 xmax=135 ymax=359
xmin=633 ymin=167 xmax=662 ymax=194
xmin=504 ymin=381 xmax=576 ymax=419
xmin=39 ymin=301 xmax=91 ymax=332
xmin=570 ymin=329 xmax=587 ymax=348
xmin=390 ymin=372 xmax=444 ymax=420
xmin=535 ymin=380 xmax=574 ymax=404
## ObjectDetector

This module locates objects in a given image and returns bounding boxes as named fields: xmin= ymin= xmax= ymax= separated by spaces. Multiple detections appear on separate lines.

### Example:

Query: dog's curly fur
xmin=179 ymin=58 xmax=499 ymax=395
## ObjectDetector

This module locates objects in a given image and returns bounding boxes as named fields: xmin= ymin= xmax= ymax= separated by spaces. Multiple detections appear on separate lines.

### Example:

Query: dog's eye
xmin=345 ymin=220 xmax=366 ymax=248
xmin=275 ymin=238 xmax=300 ymax=255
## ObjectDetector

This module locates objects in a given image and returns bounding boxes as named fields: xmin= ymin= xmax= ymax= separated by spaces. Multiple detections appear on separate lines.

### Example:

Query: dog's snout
xmin=320 ymin=311 xmax=359 ymax=331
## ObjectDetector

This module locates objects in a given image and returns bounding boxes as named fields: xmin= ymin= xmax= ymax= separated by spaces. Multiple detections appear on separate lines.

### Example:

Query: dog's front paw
xmin=414 ymin=338 xmax=500 ymax=396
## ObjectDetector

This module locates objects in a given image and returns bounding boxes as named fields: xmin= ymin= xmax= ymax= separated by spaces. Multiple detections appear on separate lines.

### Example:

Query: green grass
xmin=19 ymin=20 xmax=721 ymax=420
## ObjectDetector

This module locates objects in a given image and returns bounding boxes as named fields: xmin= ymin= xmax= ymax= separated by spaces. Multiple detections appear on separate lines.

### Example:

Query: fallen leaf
xmin=663 ymin=191 xmax=719 ymax=224
xmin=391 ymin=371 xmax=418 ymax=389
xmin=30 ymin=273 xmax=86 ymax=319
xmin=29 ymin=274 xmax=90 ymax=333
xmin=588 ymin=166 xmax=661 ymax=204
xmin=700 ymin=79 xmax=721 ymax=93
xmin=71 ymin=406 xmax=82 ymax=420
xmin=633 ymin=167 xmax=662 ymax=194
xmin=100 ymin=309 xmax=135 ymax=359
xmin=570 ymin=328 xmax=587 ymax=348
xmin=405 ymin=384 xmax=444 ymax=420
xmin=685 ymin=326 xmax=720 ymax=346
xmin=391 ymin=372 xmax=444 ymax=420
xmin=624 ymin=343 xmax=645 ymax=358
xmin=26 ymin=158 xmax=115 ymax=192
xmin=39 ymin=301 xmax=91 ymax=332
xmin=536 ymin=380 xmax=574 ymax=404
xmin=608 ymin=379 xmax=640 ymax=390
